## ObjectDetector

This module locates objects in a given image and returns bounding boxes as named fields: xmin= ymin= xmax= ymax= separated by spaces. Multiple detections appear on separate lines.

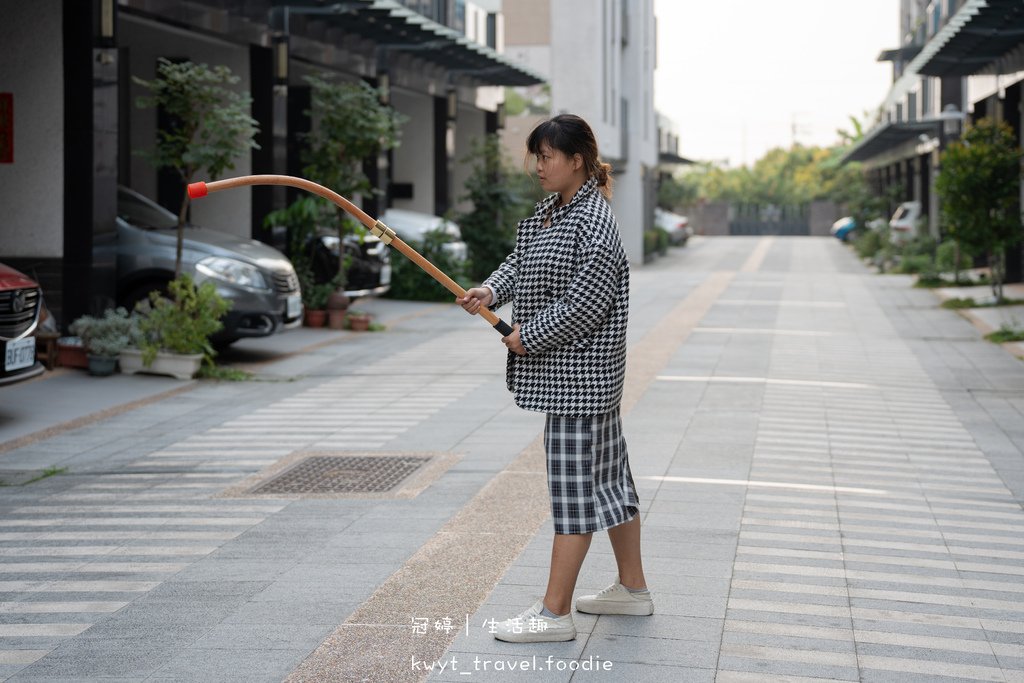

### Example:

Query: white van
xmin=888 ymin=201 xmax=922 ymax=245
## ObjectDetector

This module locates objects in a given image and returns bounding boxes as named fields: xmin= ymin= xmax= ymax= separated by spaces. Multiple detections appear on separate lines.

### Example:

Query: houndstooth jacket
xmin=484 ymin=176 xmax=629 ymax=417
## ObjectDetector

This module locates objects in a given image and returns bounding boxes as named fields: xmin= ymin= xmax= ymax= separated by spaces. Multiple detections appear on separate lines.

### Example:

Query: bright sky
xmin=654 ymin=0 xmax=898 ymax=168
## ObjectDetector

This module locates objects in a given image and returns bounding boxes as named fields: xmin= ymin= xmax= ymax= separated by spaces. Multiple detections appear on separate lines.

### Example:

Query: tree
xmin=456 ymin=134 xmax=540 ymax=281
xmin=134 ymin=58 xmax=259 ymax=276
xmin=658 ymin=171 xmax=701 ymax=211
xmin=266 ymin=76 xmax=404 ymax=289
xmin=936 ymin=118 xmax=1023 ymax=301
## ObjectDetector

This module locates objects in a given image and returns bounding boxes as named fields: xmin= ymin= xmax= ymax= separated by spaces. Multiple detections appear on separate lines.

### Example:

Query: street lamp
xmin=938 ymin=103 xmax=965 ymax=145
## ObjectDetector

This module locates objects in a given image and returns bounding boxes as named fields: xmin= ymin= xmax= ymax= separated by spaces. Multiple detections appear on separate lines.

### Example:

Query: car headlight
xmin=196 ymin=257 xmax=269 ymax=290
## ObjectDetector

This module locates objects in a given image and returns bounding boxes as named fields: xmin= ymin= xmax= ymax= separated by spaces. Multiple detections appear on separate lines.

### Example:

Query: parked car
xmin=98 ymin=186 xmax=306 ymax=346
xmin=304 ymin=230 xmax=392 ymax=298
xmin=0 ymin=263 xmax=45 ymax=386
xmin=380 ymin=208 xmax=468 ymax=262
xmin=654 ymin=208 xmax=693 ymax=246
xmin=888 ymin=201 xmax=922 ymax=245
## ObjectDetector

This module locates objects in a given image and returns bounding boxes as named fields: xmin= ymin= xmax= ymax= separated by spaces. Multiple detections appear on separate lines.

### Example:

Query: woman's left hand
xmin=502 ymin=323 xmax=527 ymax=356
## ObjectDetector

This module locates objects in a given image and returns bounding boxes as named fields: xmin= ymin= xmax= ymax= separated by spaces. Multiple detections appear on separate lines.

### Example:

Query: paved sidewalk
xmin=0 ymin=237 xmax=1022 ymax=682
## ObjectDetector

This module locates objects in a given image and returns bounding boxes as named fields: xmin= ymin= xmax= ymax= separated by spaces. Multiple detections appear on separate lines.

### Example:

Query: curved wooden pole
xmin=187 ymin=175 xmax=513 ymax=336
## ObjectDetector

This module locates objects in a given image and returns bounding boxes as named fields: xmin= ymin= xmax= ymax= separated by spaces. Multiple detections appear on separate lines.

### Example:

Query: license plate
xmin=4 ymin=337 xmax=35 ymax=372
xmin=380 ymin=264 xmax=392 ymax=286
xmin=286 ymin=294 xmax=302 ymax=319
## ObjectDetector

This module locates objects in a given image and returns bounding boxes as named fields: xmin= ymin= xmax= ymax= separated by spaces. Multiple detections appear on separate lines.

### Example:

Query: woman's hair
xmin=526 ymin=114 xmax=613 ymax=199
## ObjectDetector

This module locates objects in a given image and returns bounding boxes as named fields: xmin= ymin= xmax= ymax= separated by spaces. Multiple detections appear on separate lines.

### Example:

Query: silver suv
xmin=98 ymin=186 xmax=302 ymax=345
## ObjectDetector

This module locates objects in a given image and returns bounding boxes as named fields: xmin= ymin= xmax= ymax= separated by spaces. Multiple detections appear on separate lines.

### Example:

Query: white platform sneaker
xmin=492 ymin=599 xmax=577 ymax=642
xmin=575 ymin=581 xmax=654 ymax=616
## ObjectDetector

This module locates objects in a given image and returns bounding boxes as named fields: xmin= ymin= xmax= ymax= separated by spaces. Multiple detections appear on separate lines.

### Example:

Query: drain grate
xmin=248 ymin=455 xmax=431 ymax=495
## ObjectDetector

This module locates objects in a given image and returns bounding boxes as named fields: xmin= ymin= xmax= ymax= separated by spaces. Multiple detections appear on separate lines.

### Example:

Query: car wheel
xmin=211 ymin=335 xmax=239 ymax=352
xmin=120 ymin=280 xmax=170 ymax=312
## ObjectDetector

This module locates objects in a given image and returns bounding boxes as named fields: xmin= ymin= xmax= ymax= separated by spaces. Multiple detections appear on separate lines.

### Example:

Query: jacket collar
xmin=535 ymin=176 xmax=600 ymax=218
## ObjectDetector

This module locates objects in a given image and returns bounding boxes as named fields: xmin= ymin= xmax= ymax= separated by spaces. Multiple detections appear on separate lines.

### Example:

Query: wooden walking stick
xmin=187 ymin=174 xmax=514 ymax=337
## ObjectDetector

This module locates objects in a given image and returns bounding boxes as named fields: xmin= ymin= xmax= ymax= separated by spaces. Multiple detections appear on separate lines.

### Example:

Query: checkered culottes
xmin=544 ymin=408 xmax=640 ymax=535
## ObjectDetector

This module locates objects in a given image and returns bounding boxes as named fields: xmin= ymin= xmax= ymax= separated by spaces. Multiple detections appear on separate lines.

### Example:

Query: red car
xmin=0 ymin=263 xmax=44 ymax=386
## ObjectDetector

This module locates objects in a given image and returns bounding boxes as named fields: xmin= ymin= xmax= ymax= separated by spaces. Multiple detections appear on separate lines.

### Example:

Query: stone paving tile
xmin=146 ymin=646 xmax=311 ymax=683
xmin=5 ymin=239 xmax=1024 ymax=681
xmin=580 ymin=633 xmax=719 ymax=669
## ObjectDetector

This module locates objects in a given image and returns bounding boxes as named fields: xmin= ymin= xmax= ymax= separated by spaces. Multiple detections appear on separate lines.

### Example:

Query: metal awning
xmin=917 ymin=0 xmax=1024 ymax=77
xmin=877 ymin=45 xmax=923 ymax=62
xmin=271 ymin=0 xmax=546 ymax=86
xmin=840 ymin=120 xmax=939 ymax=164
xmin=659 ymin=151 xmax=695 ymax=166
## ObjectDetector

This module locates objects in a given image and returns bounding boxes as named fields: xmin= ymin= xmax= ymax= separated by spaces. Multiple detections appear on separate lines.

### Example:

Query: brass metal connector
xmin=371 ymin=220 xmax=396 ymax=245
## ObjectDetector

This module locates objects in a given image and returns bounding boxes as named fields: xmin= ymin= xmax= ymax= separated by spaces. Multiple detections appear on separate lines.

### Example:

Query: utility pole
xmin=791 ymin=112 xmax=812 ymax=147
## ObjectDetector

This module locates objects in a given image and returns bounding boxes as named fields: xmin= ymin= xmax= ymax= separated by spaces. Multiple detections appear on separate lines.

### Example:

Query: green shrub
xmin=386 ymin=229 xmax=471 ymax=302
xmin=937 ymin=118 xmax=1023 ymax=301
xmin=69 ymin=308 xmax=136 ymax=358
xmin=134 ymin=274 xmax=231 ymax=365
xmin=941 ymin=297 xmax=977 ymax=309
xmin=655 ymin=227 xmax=670 ymax=255
xmin=935 ymin=240 xmax=973 ymax=273
xmin=853 ymin=229 xmax=883 ymax=258
xmin=896 ymin=254 xmax=935 ymax=275
xmin=986 ymin=324 xmax=1024 ymax=343
xmin=901 ymin=235 xmax=937 ymax=258
xmin=456 ymin=135 xmax=540 ymax=282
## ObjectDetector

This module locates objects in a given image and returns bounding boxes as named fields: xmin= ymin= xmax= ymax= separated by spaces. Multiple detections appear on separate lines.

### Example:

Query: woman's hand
xmin=456 ymin=287 xmax=493 ymax=315
xmin=502 ymin=323 xmax=526 ymax=356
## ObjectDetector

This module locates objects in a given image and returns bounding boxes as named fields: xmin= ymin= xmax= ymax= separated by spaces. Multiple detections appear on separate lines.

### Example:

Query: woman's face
xmin=534 ymin=142 xmax=581 ymax=195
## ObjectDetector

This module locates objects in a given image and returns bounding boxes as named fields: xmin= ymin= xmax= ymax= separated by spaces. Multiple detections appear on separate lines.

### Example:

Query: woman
xmin=457 ymin=114 xmax=652 ymax=643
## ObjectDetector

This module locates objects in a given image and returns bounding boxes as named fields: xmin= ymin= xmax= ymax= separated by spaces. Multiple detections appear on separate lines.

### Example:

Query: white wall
xmin=544 ymin=0 xmax=655 ymax=264
xmin=0 ymin=0 xmax=64 ymax=258
xmin=611 ymin=0 xmax=657 ymax=264
xmin=550 ymin=0 xmax=621 ymax=161
xmin=390 ymin=89 xmax=435 ymax=214
xmin=453 ymin=106 xmax=488 ymax=214
xmin=121 ymin=13 xmax=252 ymax=238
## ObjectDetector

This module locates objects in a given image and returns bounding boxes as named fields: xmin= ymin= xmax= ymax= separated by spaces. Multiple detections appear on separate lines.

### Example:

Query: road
xmin=0 ymin=236 xmax=1022 ymax=682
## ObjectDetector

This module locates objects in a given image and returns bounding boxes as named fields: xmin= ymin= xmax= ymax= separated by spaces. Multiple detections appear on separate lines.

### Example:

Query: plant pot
xmin=327 ymin=309 xmax=347 ymax=329
xmin=56 ymin=338 xmax=88 ymax=369
xmin=304 ymin=309 xmax=327 ymax=327
xmin=348 ymin=315 xmax=371 ymax=332
xmin=326 ymin=291 xmax=350 ymax=312
xmin=87 ymin=354 xmax=118 ymax=377
xmin=119 ymin=348 xmax=202 ymax=380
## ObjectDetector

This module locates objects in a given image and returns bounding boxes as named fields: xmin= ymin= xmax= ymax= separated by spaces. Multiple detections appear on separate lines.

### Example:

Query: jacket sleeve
xmin=518 ymin=237 xmax=621 ymax=354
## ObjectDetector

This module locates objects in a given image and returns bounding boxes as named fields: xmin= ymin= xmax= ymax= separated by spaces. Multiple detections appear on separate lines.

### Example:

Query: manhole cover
xmin=249 ymin=455 xmax=431 ymax=495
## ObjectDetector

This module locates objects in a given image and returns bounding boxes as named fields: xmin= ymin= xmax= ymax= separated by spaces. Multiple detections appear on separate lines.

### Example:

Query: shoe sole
xmin=575 ymin=601 xmax=654 ymax=616
xmin=493 ymin=631 xmax=576 ymax=643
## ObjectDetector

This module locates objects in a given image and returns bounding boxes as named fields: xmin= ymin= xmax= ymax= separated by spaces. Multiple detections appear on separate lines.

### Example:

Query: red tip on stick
xmin=187 ymin=182 xmax=208 ymax=199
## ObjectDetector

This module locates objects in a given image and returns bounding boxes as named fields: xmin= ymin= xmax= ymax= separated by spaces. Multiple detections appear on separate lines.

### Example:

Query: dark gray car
xmin=101 ymin=186 xmax=303 ymax=345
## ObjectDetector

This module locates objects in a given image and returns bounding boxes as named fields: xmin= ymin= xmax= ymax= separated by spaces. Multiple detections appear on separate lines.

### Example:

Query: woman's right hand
xmin=456 ymin=287 xmax=493 ymax=315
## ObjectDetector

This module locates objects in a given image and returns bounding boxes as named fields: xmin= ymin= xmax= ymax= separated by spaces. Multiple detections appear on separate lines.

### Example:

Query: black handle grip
xmin=493 ymin=319 xmax=514 ymax=337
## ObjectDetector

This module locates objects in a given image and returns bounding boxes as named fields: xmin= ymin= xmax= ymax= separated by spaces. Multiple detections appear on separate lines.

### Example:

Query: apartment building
xmin=843 ymin=0 xmax=1024 ymax=280
xmin=0 ymin=0 xmax=543 ymax=326
xmin=501 ymin=0 xmax=659 ymax=265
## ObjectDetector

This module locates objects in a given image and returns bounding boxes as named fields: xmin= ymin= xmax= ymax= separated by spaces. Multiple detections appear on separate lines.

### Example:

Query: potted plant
xmin=264 ymin=76 xmax=403 ymax=300
xmin=302 ymin=279 xmax=333 ymax=328
xmin=324 ymin=275 xmax=348 ymax=329
xmin=345 ymin=309 xmax=372 ymax=332
xmin=68 ymin=308 xmax=135 ymax=377
xmin=56 ymin=336 xmax=88 ymax=369
xmin=121 ymin=274 xmax=230 ymax=380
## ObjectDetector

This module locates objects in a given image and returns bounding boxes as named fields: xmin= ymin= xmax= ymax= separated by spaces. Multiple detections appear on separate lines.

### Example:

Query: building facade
xmin=501 ymin=0 xmax=659 ymax=265
xmin=843 ymin=0 xmax=1024 ymax=280
xmin=0 ymin=0 xmax=543 ymax=328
